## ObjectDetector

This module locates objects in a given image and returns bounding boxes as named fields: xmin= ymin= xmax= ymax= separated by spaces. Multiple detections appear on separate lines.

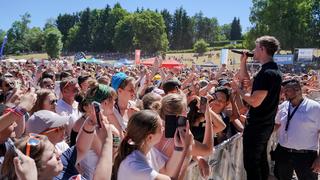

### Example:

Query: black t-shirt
xmin=191 ymin=122 xmax=205 ymax=142
xmin=247 ymin=61 xmax=282 ymax=126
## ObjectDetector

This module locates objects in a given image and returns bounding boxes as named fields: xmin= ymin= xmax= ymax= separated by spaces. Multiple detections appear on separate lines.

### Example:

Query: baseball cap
xmin=111 ymin=72 xmax=128 ymax=91
xmin=218 ymin=79 xmax=230 ymax=87
xmin=26 ymin=110 xmax=70 ymax=134
xmin=199 ymin=80 xmax=209 ymax=88
xmin=153 ymin=74 xmax=161 ymax=81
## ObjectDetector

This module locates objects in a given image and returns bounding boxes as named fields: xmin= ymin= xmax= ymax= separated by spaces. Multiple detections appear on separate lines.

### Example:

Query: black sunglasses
xmin=5 ymin=82 xmax=15 ymax=88
xmin=209 ymin=93 xmax=217 ymax=103
xmin=49 ymin=99 xmax=58 ymax=105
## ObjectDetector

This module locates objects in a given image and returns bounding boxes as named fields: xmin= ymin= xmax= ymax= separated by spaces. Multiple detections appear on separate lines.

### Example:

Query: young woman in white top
xmin=110 ymin=73 xmax=139 ymax=135
xmin=113 ymin=110 xmax=193 ymax=180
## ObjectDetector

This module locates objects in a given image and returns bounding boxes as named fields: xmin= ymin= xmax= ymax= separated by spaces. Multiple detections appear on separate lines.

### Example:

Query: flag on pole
xmin=0 ymin=35 xmax=8 ymax=59
xmin=74 ymin=52 xmax=86 ymax=61
xmin=135 ymin=49 xmax=141 ymax=64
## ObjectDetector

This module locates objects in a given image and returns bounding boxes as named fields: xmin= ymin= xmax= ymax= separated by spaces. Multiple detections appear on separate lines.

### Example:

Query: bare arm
xmin=228 ymin=93 xmax=244 ymax=131
xmin=238 ymin=89 xmax=268 ymax=108
xmin=210 ymin=108 xmax=226 ymax=133
xmin=75 ymin=117 xmax=96 ymax=164
xmin=239 ymin=54 xmax=250 ymax=82
xmin=199 ymin=81 xmax=217 ymax=97
xmin=1 ymin=91 xmax=36 ymax=134
xmin=181 ymin=73 xmax=196 ymax=89
xmin=93 ymin=122 xmax=113 ymax=180
xmin=0 ymin=111 xmax=21 ymax=132
xmin=160 ymin=123 xmax=193 ymax=179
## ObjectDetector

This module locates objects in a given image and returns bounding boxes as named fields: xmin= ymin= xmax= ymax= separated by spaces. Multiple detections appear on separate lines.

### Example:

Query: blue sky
xmin=0 ymin=0 xmax=253 ymax=31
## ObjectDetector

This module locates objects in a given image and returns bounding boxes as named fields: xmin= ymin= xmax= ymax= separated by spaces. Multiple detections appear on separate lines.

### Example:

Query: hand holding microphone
xmin=231 ymin=49 xmax=254 ymax=57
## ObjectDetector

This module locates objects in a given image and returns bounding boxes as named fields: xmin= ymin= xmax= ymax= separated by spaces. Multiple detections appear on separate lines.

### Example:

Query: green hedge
xmin=165 ymin=43 xmax=244 ymax=54
xmin=166 ymin=49 xmax=195 ymax=54
xmin=210 ymin=40 xmax=243 ymax=47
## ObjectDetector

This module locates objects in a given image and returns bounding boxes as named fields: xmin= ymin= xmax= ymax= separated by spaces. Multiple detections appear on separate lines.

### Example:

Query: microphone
xmin=231 ymin=49 xmax=254 ymax=57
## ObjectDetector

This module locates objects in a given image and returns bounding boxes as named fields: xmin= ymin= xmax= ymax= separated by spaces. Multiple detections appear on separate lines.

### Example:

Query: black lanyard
xmin=285 ymin=99 xmax=304 ymax=131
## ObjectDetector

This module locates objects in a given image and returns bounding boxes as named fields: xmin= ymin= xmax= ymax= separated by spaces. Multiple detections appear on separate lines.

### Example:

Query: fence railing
xmin=186 ymin=132 xmax=279 ymax=180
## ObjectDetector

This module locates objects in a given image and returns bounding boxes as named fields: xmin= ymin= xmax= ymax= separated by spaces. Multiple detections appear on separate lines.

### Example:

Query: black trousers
xmin=274 ymin=145 xmax=317 ymax=180
xmin=243 ymin=124 xmax=274 ymax=180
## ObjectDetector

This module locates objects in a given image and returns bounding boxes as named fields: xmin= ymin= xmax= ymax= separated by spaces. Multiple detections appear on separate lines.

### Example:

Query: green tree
xmin=132 ymin=11 xmax=168 ymax=53
xmin=91 ymin=5 xmax=112 ymax=52
xmin=65 ymin=24 xmax=80 ymax=52
xmin=114 ymin=11 xmax=169 ymax=53
xmin=230 ymin=17 xmax=242 ymax=40
xmin=249 ymin=0 xmax=314 ymax=50
xmin=219 ymin=24 xmax=231 ymax=40
xmin=113 ymin=14 xmax=135 ymax=52
xmin=193 ymin=39 xmax=209 ymax=54
xmin=44 ymin=18 xmax=56 ymax=31
xmin=6 ymin=13 xmax=31 ymax=54
xmin=26 ymin=27 xmax=44 ymax=52
xmin=0 ymin=30 xmax=6 ymax=45
xmin=107 ymin=3 xmax=129 ymax=51
xmin=77 ymin=8 xmax=93 ymax=51
xmin=171 ymin=7 xmax=194 ymax=50
xmin=310 ymin=0 xmax=320 ymax=47
xmin=242 ymin=30 xmax=256 ymax=50
xmin=56 ymin=13 xmax=79 ymax=47
xmin=193 ymin=12 xmax=219 ymax=44
xmin=161 ymin=9 xmax=172 ymax=47
xmin=44 ymin=27 xmax=63 ymax=59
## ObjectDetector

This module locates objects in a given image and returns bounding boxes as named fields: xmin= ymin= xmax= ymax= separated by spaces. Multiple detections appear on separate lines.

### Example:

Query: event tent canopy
xmin=76 ymin=58 xmax=103 ymax=64
xmin=141 ymin=58 xmax=184 ymax=69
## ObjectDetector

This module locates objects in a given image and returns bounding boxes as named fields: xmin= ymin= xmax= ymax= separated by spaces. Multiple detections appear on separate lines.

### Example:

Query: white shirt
xmin=117 ymin=148 xmax=167 ymax=180
xmin=113 ymin=100 xmax=137 ymax=131
xmin=54 ymin=81 xmax=61 ymax=99
xmin=55 ymin=141 xmax=70 ymax=153
xmin=80 ymin=149 xmax=99 ymax=180
xmin=275 ymin=98 xmax=320 ymax=151
xmin=56 ymin=99 xmax=82 ymax=135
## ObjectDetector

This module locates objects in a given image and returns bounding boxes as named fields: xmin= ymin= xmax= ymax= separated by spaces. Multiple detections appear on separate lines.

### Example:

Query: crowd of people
xmin=0 ymin=35 xmax=319 ymax=180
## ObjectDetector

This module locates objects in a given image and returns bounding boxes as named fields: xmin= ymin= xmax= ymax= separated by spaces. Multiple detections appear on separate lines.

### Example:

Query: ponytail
xmin=112 ymin=136 xmax=138 ymax=180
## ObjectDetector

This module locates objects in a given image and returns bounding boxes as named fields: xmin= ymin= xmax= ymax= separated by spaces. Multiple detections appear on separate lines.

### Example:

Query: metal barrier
xmin=186 ymin=132 xmax=279 ymax=180
xmin=186 ymin=133 xmax=246 ymax=180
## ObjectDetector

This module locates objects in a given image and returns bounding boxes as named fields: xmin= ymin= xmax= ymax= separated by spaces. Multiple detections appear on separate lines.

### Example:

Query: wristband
xmin=13 ymin=106 xmax=27 ymax=117
xmin=174 ymin=146 xmax=184 ymax=151
xmin=82 ymin=127 xmax=94 ymax=134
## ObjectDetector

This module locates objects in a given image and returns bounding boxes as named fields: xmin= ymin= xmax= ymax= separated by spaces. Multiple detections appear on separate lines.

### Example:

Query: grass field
xmin=8 ymin=53 xmax=48 ymax=60
xmin=6 ymin=49 xmax=320 ymax=69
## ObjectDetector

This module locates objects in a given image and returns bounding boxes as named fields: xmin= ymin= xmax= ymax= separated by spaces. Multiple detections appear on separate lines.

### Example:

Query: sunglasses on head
xmin=25 ymin=133 xmax=42 ymax=157
xmin=5 ymin=82 xmax=14 ymax=88
xmin=49 ymin=99 xmax=57 ymax=105
xmin=62 ymin=79 xmax=77 ymax=89
xmin=41 ymin=126 xmax=64 ymax=135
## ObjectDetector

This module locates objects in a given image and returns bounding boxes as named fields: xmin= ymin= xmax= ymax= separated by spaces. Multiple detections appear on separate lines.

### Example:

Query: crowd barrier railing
xmin=186 ymin=132 xmax=279 ymax=180
xmin=186 ymin=133 xmax=246 ymax=180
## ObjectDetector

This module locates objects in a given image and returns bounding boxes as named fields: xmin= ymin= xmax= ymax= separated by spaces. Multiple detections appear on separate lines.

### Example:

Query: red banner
xmin=135 ymin=49 xmax=141 ymax=64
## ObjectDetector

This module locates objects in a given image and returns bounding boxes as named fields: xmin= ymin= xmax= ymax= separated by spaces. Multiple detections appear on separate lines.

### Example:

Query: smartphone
xmin=165 ymin=115 xmax=187 ymax=138
xmin=177 ymin=116 xmax=187 ymax=127
xmin=7 ymin=138 xmax=19 ymax=157
xmin=200 ymin=96 xmax=207 ymax=113
xmin=165 ymin=115 xmax=177 ymax=138
xmin=92 ymin=101 xmax=102 ymax=128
